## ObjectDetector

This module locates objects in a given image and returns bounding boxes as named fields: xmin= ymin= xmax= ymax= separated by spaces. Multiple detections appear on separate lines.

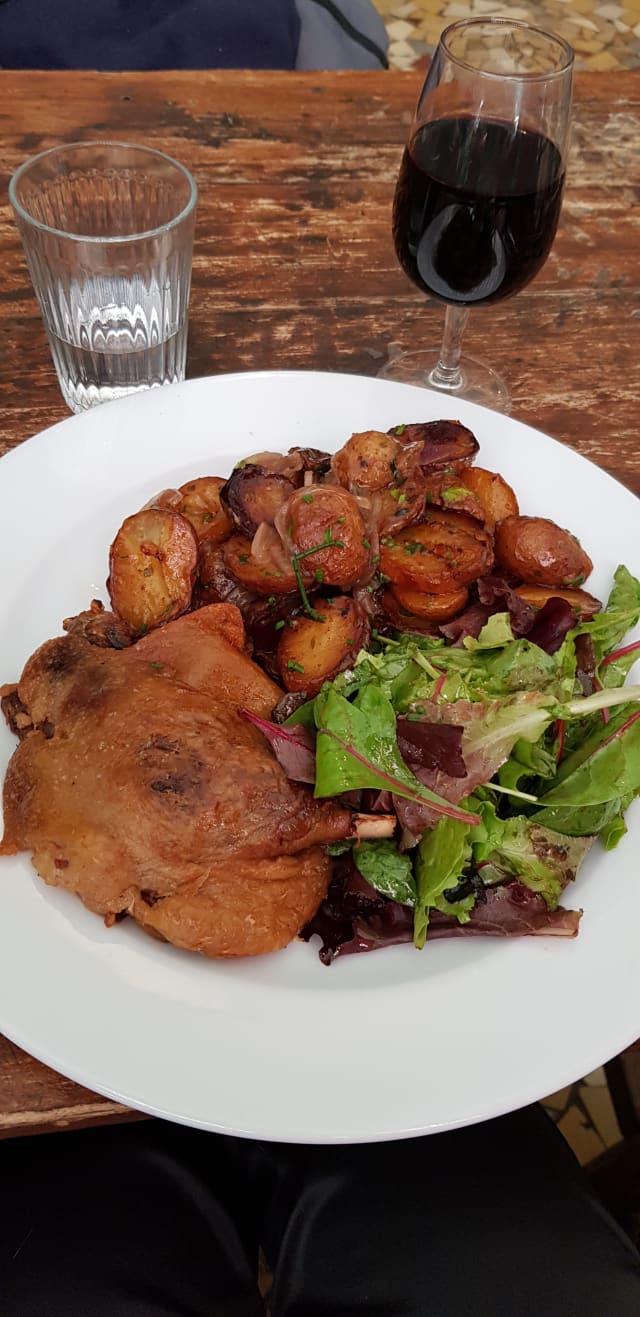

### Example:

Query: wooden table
xmin=0 ymin=68 xmax=638 ymax=1136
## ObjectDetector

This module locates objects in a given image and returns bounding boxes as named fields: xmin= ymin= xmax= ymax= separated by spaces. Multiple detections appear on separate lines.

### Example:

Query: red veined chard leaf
xmin=314 ymin=686 xmax=480 ymax=826
xmin=238 ymin=708 xmax=316 ymax=783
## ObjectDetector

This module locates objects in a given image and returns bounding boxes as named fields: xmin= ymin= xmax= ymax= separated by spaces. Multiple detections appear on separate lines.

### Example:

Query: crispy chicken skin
xmin=0 ymin=605 xmax=352 ymax=957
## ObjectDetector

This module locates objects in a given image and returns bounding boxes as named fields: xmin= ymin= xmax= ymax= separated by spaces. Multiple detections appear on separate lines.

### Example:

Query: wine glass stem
xmin=428 ymin=305 xmax=469 ymax=392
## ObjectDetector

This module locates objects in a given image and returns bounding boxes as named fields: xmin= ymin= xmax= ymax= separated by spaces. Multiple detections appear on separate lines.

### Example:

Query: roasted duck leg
xmin=1 ymin=605 xmax=358 ymax=957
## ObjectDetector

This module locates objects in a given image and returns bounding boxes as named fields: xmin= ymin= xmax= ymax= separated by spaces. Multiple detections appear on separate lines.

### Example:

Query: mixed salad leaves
xmin=248 ymin=564 xmax=640 ymax=963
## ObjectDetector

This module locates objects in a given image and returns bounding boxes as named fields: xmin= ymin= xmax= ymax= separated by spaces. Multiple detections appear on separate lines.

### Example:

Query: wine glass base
xmin=378 ymin=349 xmax=511 ymax=414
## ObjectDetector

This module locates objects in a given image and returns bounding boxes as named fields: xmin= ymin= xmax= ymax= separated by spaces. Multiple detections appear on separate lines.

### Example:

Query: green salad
xmin=270 ymin=564 xmax=640 ymax=954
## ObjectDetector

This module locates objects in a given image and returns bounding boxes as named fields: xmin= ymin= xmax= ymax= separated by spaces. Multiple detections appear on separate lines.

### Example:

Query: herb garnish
xmin=291 ymin=527 xmax=344 ymax=622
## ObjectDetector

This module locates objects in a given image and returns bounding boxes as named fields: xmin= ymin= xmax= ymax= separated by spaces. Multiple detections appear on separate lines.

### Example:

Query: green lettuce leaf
xmin=540 ymin=707 xmax=640 ymax=807
xmin=599 ymin=644 xmax=640 ymax=691
xmin=498 ymin=736 xmax=558 ymax=793
xmin=599 ymin=797 xmax=632 ymax=850
xmin=353 ymin=839 xmax=416 ymax=906
xmin=463 ymin=612 xmax=514 ymax=650
xmin=531 ymin=798 xmax=622 ymax=838
xmin=414 ymin=817 xmax=474 ymax=947
xmin=478 ymin=818 xmax=593 ymax=909
xmin=573 ymin=565 xmax=640 ymax=660
xmin=314 ymin=686 xmax=480 ymax=825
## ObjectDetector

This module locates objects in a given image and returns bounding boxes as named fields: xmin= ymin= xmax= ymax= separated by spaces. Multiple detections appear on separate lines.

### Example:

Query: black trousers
xmin=2 ymin=1105 xmax=639 ymax=1316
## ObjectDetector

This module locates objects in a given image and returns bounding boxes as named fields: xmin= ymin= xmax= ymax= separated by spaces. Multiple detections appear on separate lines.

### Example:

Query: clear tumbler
xmin=10 ymin=141 xmax=197 ymax=412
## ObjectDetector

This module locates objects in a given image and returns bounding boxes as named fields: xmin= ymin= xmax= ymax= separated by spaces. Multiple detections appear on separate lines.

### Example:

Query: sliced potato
xmin=495 ymin=516 xmax=593 ymax=588
xmin=277 ymin=596 xmax=368 ymax=695
xmin=195 ymin=541 xmax=257 ymax=610
xmin=289 ymin=446 xmax=332 ymax=474
xmin=223 ymin=532 xmax=297 ymax=596
xmin=513 ymin=584 xmax=602 ymax=620
xmin=108 ymin=509 xmax=198 ymax=635
xmin=177 ymin=476 xmax=234 ymax=547
xmin=276 ymin=486 xmax=371 ymax=590
xmin=379 ymin=591 xmax=441 ymax=636
xmin=366 ymin=474 xmax=426 ymax=536
xmin=380 ymin=510 xmax=493 ymax=595
xmin=389 ymin=419 xmax=479 ymax=472
xmin=220 ymin=464 xmax=297 ymax=537
xmin=390 ymin=581 xmax=469 ymax=622
xmin=459 ymin=467 xmax=519 ymax=531
xmin=142 ymin=487 xmax=182 ymax=512
xmin=331 ymin=429 xmax=421 ymax=492
xmin=423 ymin=472 xmax=484 ymax=521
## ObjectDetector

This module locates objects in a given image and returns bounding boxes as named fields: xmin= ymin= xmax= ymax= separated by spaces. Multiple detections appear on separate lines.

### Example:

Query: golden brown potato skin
xmin=459 ymin=467 xmax=519 ymax=532
xmin=277 ymin=596 xmax=368 ymax=695
xmin=331 ymin=431 xmax=426 ymax=535
xmin=380 ymin=509 xmax=493 ymax=595
xmin=390 ymin=582 xmax=469 ymax=622
xmin=331 ymin=429 xmax=420 ymax=492
xmin=513 ymin=585 xmax=602 ymax=619
xmin=223 ymin=532 xmax=297 ymax=596
xmin=177 ymin=476 xmax=234 ymax=548
xmin=277 ymin=486 xmax=371 ymax=590
xmin=495 ymin=516 xmax=593 ymax=588
xmin=108 ymin=508 xmax=198 ymax=635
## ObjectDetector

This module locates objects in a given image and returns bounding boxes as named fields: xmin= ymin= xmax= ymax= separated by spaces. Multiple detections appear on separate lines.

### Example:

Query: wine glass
xmin=379 ymin=18 xmax=574 ymax=412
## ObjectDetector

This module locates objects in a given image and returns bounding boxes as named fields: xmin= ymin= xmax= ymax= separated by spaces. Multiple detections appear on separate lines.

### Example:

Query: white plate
xmin=1 ymin=371 xmax=639 ymax=1144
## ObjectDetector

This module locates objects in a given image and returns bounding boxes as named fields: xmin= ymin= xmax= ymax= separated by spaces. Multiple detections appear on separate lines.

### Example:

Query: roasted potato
xmin=277 ymin=596 xmax=369 ymax=695
xmin=332 ymin=429 xmax=421 ymax=492
xmin=276 ymin=486 xmax=372 ymax=590
xmin=241 ymin=449 xmax=304 ymax=479
xmin=495 ymin=516 xmax=593 ymax=588
xmin=513 ymin=584 xmax=601 ymax=620
xmin=220 ymin=463 xmax=297 ymax=537
xmin=177 ymin=476 xmax=234 ymax=547
xmin=289 ymin=446 xmax=332 ymax=474
xmin=108 ymin=509 xmax=198 ymax=635
xmin=222 ymin=530 xmax=297 ymax=596
xmin=458 ymin=467 xmax=519 ymax=532
xmin=331 ymin=430 xmax=426 ymax=534
xmin=388 ymin=420 xmax=479 ymax=472
xmin=380 ymin=509 xmax=493 ymax=595
xmin=390 ymin=581 xmax=469 ymax=622
xmin=379 ymin=591 xmax=441 ymax=636
xmin=142 ymin=487 xmax=182 ymax=512
xmin=195 ymin=541 xmax=258 ymax=610
xmin=423 ymin=472 xmax=484 ymax=521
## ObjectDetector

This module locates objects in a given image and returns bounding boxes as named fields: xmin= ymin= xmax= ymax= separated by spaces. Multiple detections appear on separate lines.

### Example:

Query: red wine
xmin=393 ymin=117 xmax=565 ymax=306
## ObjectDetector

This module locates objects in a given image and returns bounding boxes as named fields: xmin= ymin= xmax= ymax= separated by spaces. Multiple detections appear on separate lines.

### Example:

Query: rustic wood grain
xmin=0 ymin=69 xmax=638 ymax=1136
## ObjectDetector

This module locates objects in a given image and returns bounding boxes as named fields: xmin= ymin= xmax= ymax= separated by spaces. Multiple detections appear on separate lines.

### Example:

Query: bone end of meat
xmin=352 ymin=814 xmax=396 ymax=840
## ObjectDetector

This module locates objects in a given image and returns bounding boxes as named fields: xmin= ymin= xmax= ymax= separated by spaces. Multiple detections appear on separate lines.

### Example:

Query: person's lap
xmin=2 ymin=1106 xmax=639 ymax=1316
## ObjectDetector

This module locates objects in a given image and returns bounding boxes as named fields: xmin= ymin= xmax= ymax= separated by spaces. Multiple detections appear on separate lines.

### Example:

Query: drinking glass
xmin=9 ymin=141 xmax=197 ymax=412
xmin=379 ymin=19 xmax=574 ymax=412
